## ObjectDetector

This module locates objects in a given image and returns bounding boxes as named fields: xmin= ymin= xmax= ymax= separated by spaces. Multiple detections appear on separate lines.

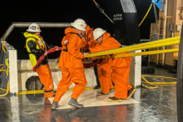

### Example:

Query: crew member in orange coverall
xmin=84 ymin=25 xmax=131 ymax=92
xmin=89 ymin=28 xmax=136 ymax=102
xmin=51 ymin=19 xmax=88 ymax=109
xmin=82 ymin=25 xmax=102 ymax=89
xmin=84 ymin=25 xmax=124 ymax=92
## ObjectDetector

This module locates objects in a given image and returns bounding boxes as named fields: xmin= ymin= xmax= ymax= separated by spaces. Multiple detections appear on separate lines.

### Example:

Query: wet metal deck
xmin=0 ymin=67 xmax=177 ymax=122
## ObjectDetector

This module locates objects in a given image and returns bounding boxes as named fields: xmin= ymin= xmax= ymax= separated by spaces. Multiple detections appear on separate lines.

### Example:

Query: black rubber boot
xmin=68 ymin=98 xmax=83 ymax=108
xmin=97 ymin=91 xmax=109 ymax=96
xmin=94 ymin=85 xmax=101 ymax=89
xmin=51 ymin=101 xmax=58 ymax=110
xmin=93 ymin=65 xmax=101 ymax=89
xmin=110 ymin=88 xmax=114 ymax=92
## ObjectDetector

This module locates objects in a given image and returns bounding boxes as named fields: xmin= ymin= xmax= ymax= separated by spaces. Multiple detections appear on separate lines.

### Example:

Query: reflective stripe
xmin=64 ymin=40 xmax=68 ymax=44
xmin=44 ymin=89 xmax=54 ymax=93
xmin=37 ymin=40 xmax=43 ymax=46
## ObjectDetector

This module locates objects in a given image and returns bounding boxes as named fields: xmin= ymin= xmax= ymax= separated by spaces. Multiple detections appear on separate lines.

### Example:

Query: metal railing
xmin=0 ymin=22 xmax=71 ymax=41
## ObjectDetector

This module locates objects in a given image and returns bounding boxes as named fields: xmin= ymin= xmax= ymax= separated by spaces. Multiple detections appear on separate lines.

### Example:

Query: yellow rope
xmin=0 ymin=82 xmax=9 ymax=97
xmin=16 ymin=87 xmax=98 ymax=95
xmin=0 ymin=42 xmax=9 ymax=96
xmin=85 ymin=36 xmax=180 ymax=58
xmin=93 ymin=0 xmax=98 ymax=6
xmin=113 ymin=48 xmax=179 ymax=58
xmin=139 ymin=4 xmax=152 ymax=27
xmin=83 ymin=36 xmax=178 ymax=89
xmin=141 ymin=75 xmax=177 ymax=89
xmin=0 ymin=64 xmax=7 ymax=73
xmin=0 ymin=97 xmax=10 ymax=106
xmin=0 ymin=36 xmax=179 ymax=95
xmin=2 ymin=43 xmax=6 ymax=53
xmin=91 ymin=48 xmax=179 ymax=59
xmin=17 ymin=75 xmax=177 ymax=94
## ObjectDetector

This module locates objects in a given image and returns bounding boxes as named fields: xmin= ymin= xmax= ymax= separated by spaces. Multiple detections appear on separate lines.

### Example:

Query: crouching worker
xmin=89 ymin=28 xmax=136 ymax=102
xmin=52 ymin=19 xmax=88 ymax=109
xmin=24 ymin=23 xmax=58 ymax=100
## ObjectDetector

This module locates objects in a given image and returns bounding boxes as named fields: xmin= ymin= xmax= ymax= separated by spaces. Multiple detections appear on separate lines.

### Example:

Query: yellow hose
xmin=113 ymin=48 xmax=178 ymax=58
xmin=0 ymin=64 xmax=7 ymax=73
xmin=139 ymin=4 xmax=152 ymax=27
xmin=0 ymin=39 xmax=177 ymax=95
xmin=2 ymin=43 xmax=6 ymax=53
xmin=0 ymin=97 xmax=10 ymax=106
xmin=84 ymin=36 xmax=180 ymax=58
xmin=141 ymin=75 xmax=177 ymax=89
xmin=0 ymin=45 xmax=9 ymax=96
xmin=0 ymin=82 xmax=9 ymax=97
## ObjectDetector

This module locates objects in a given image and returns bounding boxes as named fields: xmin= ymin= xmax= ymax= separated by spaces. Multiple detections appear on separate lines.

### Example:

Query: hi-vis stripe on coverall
xmin=54 ymin=28 xmax=87 ymax=102
xmin=89 ymin=32 xmax=132 ymax=99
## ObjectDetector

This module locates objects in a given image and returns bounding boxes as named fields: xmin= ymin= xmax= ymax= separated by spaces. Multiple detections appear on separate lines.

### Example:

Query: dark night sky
xmin=0 ymin=0 xmax=157 ymax=59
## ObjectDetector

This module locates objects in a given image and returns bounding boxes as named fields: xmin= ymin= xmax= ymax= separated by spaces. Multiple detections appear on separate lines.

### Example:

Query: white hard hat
xmin=71 ymin=19 xmax=87 ymax=31
xmin=27 ymin=23 xmax=41 ymax=32
xmin=93 ymin=28 xmax=106 ymax=40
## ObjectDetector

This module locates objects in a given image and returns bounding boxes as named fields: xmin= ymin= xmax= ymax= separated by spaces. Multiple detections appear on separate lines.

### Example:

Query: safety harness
xmin=25 ymin=36 xmax=47 ymax=52
xmin=62 ymin=33 xmax=82 ymax=52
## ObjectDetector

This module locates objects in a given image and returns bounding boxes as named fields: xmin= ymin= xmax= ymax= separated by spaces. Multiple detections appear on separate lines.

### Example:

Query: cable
xmin=84 ymin=36 xmax=180 ymax=58
xmin=0 ymin=42 xmax=9 ymax=96
xmin=33 ymin=47 xmax=62 ymax=72
xmin=31 ymin=39 xmax=179 ymax=91
xmin=0 ymin=64 xmax=9 ymax=96
xmin=0 ymin=82 xmax=9 ymax=97
xmin=33 ymin=47 xmax=101 ymax=71
xmin=152 ymin=3 xmax=159 ymax=28
xmin=2 ymin=43 xmax=6 ymax=53
xmin=141 ymin=75 xmax=176 ymax=89
xmin=139 ymin=4 xmax=153 ymax=27
xmin=92 ymin=0 xmax=114 ymax=23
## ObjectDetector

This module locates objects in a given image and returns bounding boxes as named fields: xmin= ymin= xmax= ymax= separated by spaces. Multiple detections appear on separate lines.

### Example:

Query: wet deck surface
xmin=0 ymin=68 xmax=177 ymax=122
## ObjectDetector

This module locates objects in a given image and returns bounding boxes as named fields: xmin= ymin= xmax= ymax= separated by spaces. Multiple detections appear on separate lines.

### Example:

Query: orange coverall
xmin=81 ymin=25 xmax=95 ymax=52
xmin=84 ymin=26 xmax=114 ymax=88
xmin=36 ymin=65 xmax=54 ymax=98
xmin=89 ymin=32 xmax=132 ymax=99
xmin=53 ymin=28 xmax=87 ymax=102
